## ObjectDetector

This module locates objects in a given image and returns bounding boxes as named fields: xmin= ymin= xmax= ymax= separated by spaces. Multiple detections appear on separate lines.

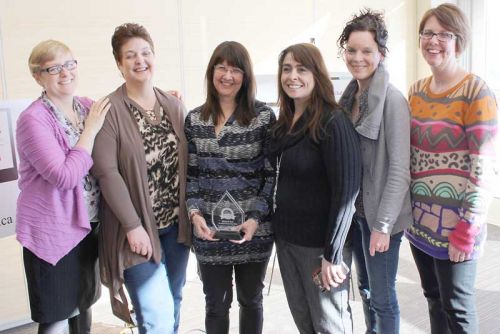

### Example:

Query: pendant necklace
xmin=272 ymin=153 xmax=283 ymax=213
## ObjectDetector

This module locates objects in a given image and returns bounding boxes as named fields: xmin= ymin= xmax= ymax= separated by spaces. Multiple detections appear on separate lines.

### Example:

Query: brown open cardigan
xmin=91 ymin=84 xmax=191 ymax=323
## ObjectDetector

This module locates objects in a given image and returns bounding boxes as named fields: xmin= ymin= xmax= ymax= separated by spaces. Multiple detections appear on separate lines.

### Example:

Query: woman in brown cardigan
xmin=92 ymin=23 xmax=191 ymax=334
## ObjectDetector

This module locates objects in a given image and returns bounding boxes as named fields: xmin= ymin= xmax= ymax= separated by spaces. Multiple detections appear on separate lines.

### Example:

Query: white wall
xmin=0 ymin=0 xmax=418 ymax=110
xmin=174 ymin=0 xmax=418 ymax=107
xmin=0 ymin=0 xmax=183 ymax=100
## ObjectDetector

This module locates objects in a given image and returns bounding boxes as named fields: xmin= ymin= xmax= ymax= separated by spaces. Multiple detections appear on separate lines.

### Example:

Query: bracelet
xmin=189 ymin=210 xmax=202 ymax=221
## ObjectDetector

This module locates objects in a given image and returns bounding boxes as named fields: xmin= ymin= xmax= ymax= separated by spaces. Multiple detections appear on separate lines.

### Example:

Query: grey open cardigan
xmin=91 ymin=84 xmax=191 ymax=323
xmin=339 ymin=64 xmax=412 ymax=235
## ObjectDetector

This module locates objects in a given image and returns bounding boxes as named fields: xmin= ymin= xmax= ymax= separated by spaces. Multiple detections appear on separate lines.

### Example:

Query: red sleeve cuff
xmin=448 ymin=220 xmax=480 ymax=253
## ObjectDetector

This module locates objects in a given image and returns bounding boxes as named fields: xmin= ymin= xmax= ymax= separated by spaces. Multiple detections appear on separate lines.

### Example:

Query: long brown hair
xmin=273 ymin=43 xmax=339 ymax=142
xmin=201 ymin=41 xmax=256 ymax=126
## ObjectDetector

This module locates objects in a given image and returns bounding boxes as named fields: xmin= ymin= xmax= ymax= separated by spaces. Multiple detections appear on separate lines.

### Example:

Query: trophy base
xmin=214 ymin=230 xmax=244 ymax=240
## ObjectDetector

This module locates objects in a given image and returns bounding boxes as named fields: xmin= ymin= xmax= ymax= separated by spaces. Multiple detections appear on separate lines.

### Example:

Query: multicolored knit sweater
xmin=406 ymin=74 xmax=498 ymax=259
xmin=185 ymin=101 xmax=275 ymax=265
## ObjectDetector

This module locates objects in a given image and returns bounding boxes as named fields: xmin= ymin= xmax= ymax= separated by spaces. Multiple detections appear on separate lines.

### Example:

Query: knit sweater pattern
xmin=406 ymin=74 xmax=498 ymax=259
xmin=269 ymin=110 xmax=361 ymax=264
xmin=16 ymin=96 xmax=94 ymax=265
xmin=185 ymin=102 xmax=275 ymax=265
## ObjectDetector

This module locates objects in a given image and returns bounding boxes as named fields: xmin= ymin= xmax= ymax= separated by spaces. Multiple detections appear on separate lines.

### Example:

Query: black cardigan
xmin=269 ymin=109 xmax=361 ymax=264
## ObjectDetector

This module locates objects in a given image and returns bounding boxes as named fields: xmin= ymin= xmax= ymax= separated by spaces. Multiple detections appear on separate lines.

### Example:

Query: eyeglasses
xmin=39 ymin=60 xmax=78 ymax=75
xmin=419 ymin=30 xmax=456 ymax=42
xmin=214 ymin=64 xmax=244 ymax=76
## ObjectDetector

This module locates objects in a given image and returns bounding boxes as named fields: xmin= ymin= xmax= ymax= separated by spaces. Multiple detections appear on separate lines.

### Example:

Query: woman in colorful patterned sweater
xmin=185 ymin=41 xmax=275 ymax=334
xmin=407 ymin=4 xmax=498 ymax=333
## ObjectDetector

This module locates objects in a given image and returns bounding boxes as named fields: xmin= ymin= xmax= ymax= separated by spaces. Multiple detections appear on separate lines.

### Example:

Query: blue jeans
xmin=347 ymin=218 xmax=376 ymax=334
xmin=124 ymin=260 xmax=174 ymax=334
xmin=410 ymin=244 xmax=478 ymax=334
xmin=347 ymin=216 xmax=403 ymax=334
xmin=159 ymin=223 xmax=190 ymax=333
xmin=276 ymin=238 xmax=353 ymax=334
xmin=124 ymin=223 xmax=190 ymax=334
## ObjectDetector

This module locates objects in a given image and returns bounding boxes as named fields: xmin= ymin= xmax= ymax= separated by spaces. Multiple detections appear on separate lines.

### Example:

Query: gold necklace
xmin=144 ymin=106 xmax=158 ymax=122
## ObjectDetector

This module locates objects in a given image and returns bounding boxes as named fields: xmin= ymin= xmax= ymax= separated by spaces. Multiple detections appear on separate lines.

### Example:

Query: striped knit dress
xmin=406 ymin=74 xmax=498 ymax=259
xmin=185 ymin=101 xmax=275 ymax=265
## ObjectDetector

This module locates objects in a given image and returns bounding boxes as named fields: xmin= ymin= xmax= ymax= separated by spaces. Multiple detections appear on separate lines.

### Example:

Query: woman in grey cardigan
xmin=338 ymin=9 xmax=412 ymax=334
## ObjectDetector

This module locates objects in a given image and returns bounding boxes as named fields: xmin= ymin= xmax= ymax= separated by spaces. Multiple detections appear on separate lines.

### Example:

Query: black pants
xmin=411 ymin=245 xmax=478 ymax=334
xmin=198 ymin=261 xmax=269 ymax=334
xmin=38 ymin=308 xmax=92 ymax=334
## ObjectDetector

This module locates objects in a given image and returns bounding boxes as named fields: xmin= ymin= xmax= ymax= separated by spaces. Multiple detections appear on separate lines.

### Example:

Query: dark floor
xmin=3 ymin=224 xmax=500 ymax=334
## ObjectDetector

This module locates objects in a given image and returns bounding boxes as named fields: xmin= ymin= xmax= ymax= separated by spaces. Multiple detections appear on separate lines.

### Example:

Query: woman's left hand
xmin=320 ymin=258 xmax=347 ymax=291
xmin=369 ymin=231 xmax=390 ymax=256
xmin=448 ymin=243 xmax=471 ymax=262
xmin=231 ymin=218 xmax=258 ymax=244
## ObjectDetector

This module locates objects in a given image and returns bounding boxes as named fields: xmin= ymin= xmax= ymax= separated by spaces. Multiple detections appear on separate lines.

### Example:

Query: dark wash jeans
xmin=410 ymin=244 xmax=478 ymax=334
xmin=346 ymin=218 xmax=376 ymax=334
xmin=198 ymin=260 xmax=269 ymax=334
xmin=346 ymin=216 xmax=403 ymax=334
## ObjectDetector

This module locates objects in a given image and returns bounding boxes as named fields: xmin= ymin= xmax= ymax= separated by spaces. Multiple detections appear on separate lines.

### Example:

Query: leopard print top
xmin=128 ymin=101 xmax=180 ymax=229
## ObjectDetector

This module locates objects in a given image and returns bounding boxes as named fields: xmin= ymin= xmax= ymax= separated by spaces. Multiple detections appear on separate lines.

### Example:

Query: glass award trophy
xmin=211 ymin=190 xmax=245 ymax=240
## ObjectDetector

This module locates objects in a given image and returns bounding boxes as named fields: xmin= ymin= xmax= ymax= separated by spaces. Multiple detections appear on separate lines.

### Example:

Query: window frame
xmin=460 ymin=0 xmax=500 ymax=97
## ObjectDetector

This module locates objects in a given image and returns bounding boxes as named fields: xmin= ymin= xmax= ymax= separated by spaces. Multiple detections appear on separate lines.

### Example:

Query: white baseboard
xmin=0 ymin=317 xmax=32 ymax=331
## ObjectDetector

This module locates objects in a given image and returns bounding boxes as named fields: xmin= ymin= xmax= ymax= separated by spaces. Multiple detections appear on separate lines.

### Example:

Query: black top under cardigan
xmin=268 ymin=109 xmax=361 ymax=264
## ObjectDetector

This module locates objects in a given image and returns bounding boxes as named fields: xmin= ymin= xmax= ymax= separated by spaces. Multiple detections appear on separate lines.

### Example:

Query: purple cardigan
xmin=16 ymin=96 xmax=94 ymax=265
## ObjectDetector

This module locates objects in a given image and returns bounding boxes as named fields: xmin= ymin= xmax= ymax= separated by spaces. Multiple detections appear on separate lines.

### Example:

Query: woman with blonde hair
xmin=16 ymin=39 xmax=109 ymax=334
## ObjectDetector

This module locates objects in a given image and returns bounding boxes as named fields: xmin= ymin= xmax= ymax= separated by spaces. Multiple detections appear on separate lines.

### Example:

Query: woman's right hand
xmin=84 ymin=97 xmax=111 ymax=136
xmin=126 ymin=225 xmax=153 ymax=260
xmin=191 ymin=214 xmax=217 ymax=241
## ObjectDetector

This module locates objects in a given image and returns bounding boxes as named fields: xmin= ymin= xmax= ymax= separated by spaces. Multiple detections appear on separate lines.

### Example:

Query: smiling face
xmin=117 ymin=37 xmax=155 ymax=85
xmin=280 ymin=52 xmax=315 ymax=106
xmin=420 ymin=15 xmax=458 ymax=71
xmin=212 ymin=60 xmax=244 ymax=101
xmin=34 ymin=51 xmax=77 ymax=100
xmin=344 ymin=30 xmax=384 ymax=89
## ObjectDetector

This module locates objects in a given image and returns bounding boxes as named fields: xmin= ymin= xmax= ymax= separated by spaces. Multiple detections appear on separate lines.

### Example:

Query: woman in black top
xmin=268 ymin=43 xmax=361 ymax=334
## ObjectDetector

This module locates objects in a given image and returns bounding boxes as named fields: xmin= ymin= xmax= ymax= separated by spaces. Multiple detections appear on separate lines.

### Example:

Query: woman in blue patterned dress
xmin=185 ymin=41 xmax=275 ymax=334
